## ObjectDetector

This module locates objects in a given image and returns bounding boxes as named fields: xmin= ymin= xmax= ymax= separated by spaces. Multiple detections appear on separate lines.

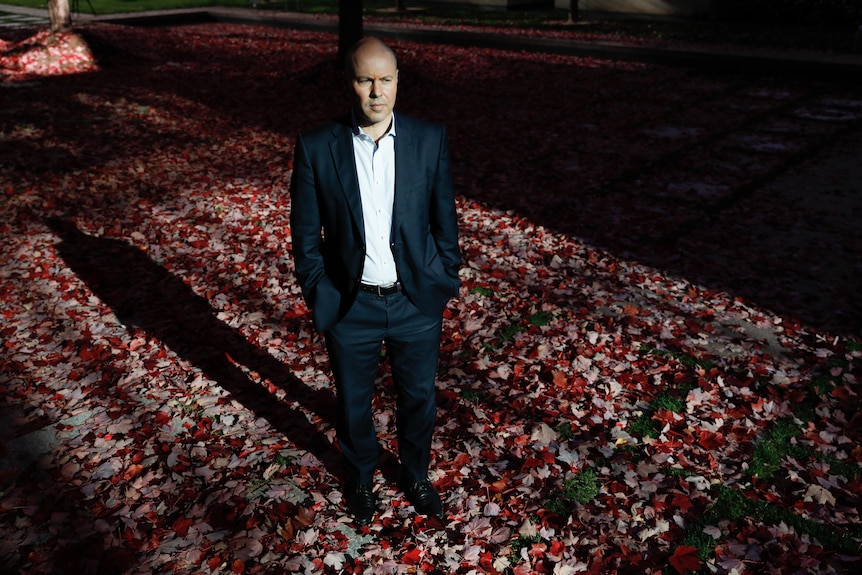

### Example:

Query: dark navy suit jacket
xmin=289 ymin=113 xmax=461 ymax=333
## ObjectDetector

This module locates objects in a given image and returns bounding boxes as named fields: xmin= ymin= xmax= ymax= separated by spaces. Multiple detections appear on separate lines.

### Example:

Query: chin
xmin=367 ymin=109 xmax=388 ymax=119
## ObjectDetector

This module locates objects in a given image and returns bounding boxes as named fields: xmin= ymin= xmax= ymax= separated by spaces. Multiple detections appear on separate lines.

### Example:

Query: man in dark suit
xmin=289 ymin=37 xmax=461 ymax=526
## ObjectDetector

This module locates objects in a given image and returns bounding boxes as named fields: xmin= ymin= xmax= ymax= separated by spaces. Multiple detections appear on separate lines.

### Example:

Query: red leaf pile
xmin=1 ymin=20 xmax=860 ymax=575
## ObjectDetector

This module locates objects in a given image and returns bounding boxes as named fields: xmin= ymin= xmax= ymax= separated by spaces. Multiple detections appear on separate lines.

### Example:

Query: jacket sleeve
xmin=289 ymin=133 xmax=341 ymax=330
xmin=430 ymin=125 xmax=461 ymax=294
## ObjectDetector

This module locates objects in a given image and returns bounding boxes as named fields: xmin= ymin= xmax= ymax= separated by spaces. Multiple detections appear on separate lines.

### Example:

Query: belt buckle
xmin=361 ymin=281 xmax=399 ymax=296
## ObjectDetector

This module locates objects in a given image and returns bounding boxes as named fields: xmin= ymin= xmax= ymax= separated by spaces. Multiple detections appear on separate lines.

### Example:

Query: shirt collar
xmin=351 ymin=111 xmax=397 ymax=140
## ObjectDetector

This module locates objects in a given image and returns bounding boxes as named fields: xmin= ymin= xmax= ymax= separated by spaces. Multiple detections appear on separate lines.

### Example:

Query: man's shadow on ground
xmin=47 ymin=218 xmax=350 ymax=480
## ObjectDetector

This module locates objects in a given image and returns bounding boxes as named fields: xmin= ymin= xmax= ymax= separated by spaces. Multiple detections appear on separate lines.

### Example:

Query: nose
xmin=370 ymin=80 xmax=382 ymax=98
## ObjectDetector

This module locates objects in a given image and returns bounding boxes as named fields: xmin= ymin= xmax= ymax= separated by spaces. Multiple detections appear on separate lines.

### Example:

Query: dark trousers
xmin=324 ymin=289 xmax=443 ymax=485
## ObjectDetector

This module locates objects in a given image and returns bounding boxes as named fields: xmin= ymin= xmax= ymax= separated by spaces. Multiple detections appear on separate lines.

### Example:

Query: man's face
xmin=349 ymin=43 xmax=398 ymax=132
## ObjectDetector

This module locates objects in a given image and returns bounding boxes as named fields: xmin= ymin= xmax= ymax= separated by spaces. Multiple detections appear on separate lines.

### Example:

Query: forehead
xmin=350 ymin=45 xmax=397 ymax=76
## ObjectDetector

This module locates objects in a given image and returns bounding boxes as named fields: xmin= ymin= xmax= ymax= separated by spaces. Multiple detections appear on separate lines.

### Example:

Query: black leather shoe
xmin=400 ymin=479 xmax=443 ymax=517
xmin=345 ymin=482 xmax=376 ymax=526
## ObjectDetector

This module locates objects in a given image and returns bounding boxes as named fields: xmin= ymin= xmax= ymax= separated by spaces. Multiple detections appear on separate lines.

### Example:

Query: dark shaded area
xmin=47 ymin=217 xmax=343 ymax=477
xmin=4 ymin=20 xmax=860 ymax=338
xmin=95 ymin=10 xmax=218 ymax=28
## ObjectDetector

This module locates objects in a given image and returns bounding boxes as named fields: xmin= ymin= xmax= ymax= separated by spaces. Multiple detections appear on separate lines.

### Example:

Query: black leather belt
xmin=359 ymin=282 xmax=402 ymax=296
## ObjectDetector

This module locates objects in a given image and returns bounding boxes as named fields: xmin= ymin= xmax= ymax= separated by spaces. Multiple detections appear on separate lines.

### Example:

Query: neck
xmin=361 ymin=115 xmax=393 ymax=145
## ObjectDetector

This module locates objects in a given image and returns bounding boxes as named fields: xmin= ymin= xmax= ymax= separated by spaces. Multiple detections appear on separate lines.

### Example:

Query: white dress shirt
xmin=352 ymin=113 xmax=398 ymax=286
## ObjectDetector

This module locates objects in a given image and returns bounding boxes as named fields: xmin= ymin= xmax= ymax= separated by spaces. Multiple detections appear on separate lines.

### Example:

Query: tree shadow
xmin=46 ymin=217 xmax=345 ymax=479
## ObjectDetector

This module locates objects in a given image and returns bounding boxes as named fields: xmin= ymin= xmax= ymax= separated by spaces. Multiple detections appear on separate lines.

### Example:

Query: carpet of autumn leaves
xmin=1 ymin=18 xmax=861 ymax=575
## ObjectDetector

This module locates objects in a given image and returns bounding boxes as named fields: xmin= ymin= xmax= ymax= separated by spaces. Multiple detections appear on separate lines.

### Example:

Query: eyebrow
xmin=355 ymin=75 xmax=394 ymax=81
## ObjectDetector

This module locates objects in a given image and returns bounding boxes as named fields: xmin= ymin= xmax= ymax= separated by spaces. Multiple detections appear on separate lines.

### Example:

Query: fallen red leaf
xmin=669 ymin=545 xmax=702 ymax=575
xmin=402 ymin=547 xmax=422 ymax=565
xmin=171 ymin=516 xmax=194 ymax=538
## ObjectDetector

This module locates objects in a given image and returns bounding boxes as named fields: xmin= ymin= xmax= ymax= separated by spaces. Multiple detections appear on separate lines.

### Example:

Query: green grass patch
xmin=640 ymin=344 xmax=716 ymax=371
xmin=679 ymin=528 xmax=716 ymax=561
xmin=796 ymin=354 xmax=851 ymax=420
xmin=614 ymin=442 xmax=644 ymax=462
xmin=510 ymin=532 xmax=543 ymax=559
xmin=630 ymin=412 xmax=660 ymax=440
xmin=497 ymin=322 xmax=522 ymax=343
xmin=810 ymin=373 xmax=835 ymax=398
xmin=491 ymin=311 xmax=554 ymax=347
xmin=675 ymin=482 xmax=862 ymax=569
xmin=178 ymin=400 xmax=204 ymax=418
xmin=653 ymin=393 xmax=687 ymax=413
xmin=527 ymin=311 xmax=554 ymax=327
xmin=695 ymin=485 xmax=862 ymax=555
xmin=543 ymin=468 xmax=600 ymax=514
xmin=543 ymin=496 xmax=570 ymax=515
xmin=496 ymin=311 xmax=555 ymax=344
xmin=246 ymin=476 xmax=270 ymax=496
xmin=469 ymin=285 xmax=495 ymax=297
xmin=749 ymin=417 xmax=861 ymax=482
xmin=666 ymin=416 xmax=862 ymax=566
xmin=748 ymin=418 xmax=806 ymax=479
xmin=460 ymin=388 xmax=482 ymax=402
xmin=555 ymin=421 xmax=575 ymax=441
xmin=828 ymin=456 xmax=862 ymax=481
xmin=562 ymin=469 xmax=600 ymax=503
xmin=665 ymin=466 xmax=694 ymax=478
xmin=627 ymin=393 xmax=687 ymax=442
xmin=274 ymin=453 xmax=292 ymax=467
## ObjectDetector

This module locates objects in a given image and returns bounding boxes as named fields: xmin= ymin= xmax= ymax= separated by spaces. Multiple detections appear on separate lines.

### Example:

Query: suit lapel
xmin=329 ymin=121 xmax=365 ymax=240
xmin=393 ymin=115 xmax=415 ymax=236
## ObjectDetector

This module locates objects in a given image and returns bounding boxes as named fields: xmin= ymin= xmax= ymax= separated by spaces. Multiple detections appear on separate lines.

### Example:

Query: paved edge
xmin=2 ymin=4 xmax=862 ymax=79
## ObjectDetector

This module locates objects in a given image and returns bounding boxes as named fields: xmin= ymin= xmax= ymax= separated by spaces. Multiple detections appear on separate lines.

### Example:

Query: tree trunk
xmin=338 ymin=0 xmax=364 ymax=69
xmin=48 ymin=0 xmax=73 ymax=33
xmin=568 ymin=0 xmax=580 ymax=23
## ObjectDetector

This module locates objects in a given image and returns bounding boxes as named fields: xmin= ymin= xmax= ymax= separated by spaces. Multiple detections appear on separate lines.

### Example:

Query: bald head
xmin=345 ymin=37 xmax=398 ymax=78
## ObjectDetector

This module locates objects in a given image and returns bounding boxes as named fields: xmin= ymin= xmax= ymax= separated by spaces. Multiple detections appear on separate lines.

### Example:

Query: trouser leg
xmin=385 ymin=293 xmax=443 ymax=483
xmin=324 ymin=292 xmax=385 ymax=484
